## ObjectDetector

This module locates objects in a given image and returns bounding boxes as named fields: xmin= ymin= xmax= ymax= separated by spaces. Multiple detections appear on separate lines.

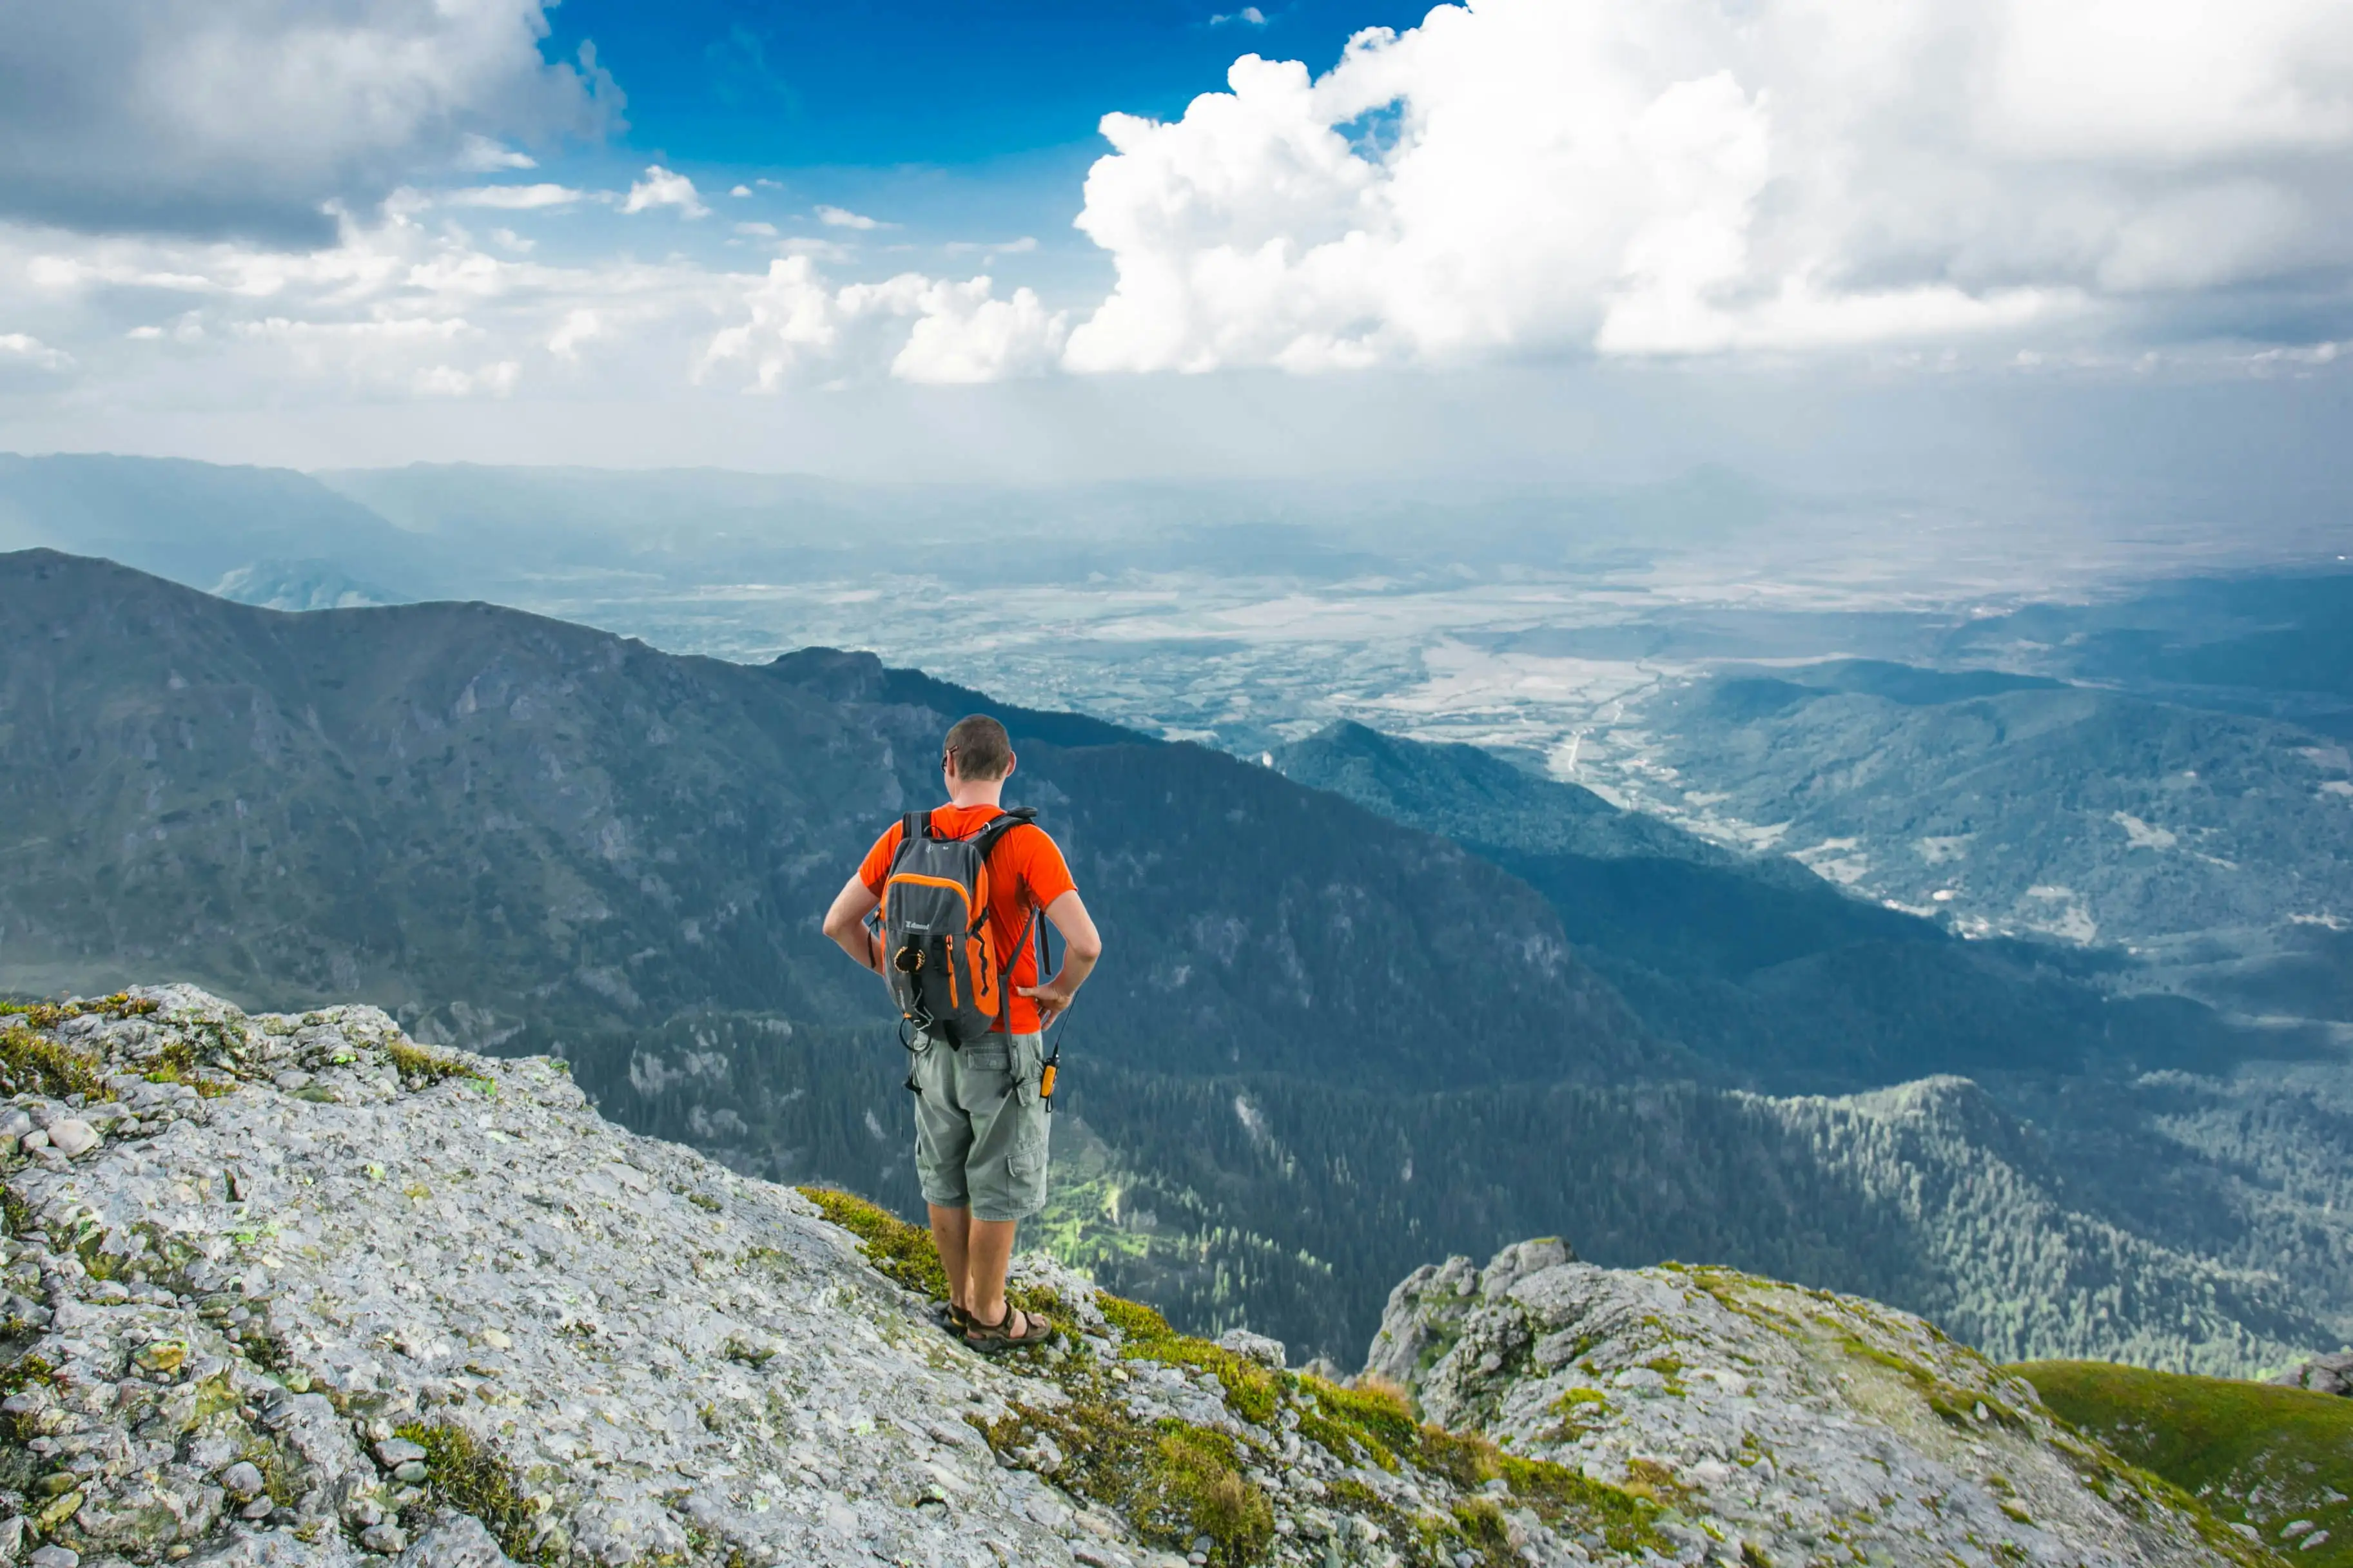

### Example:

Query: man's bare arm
xmin=1017 ymin=889 xmax=1102 ymax=1021
xmin=821 ymin=876 xmax=884 ymax=973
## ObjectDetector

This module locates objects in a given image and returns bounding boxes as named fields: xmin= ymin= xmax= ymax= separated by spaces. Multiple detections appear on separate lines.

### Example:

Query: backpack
xmin=877 ymin=806 xmax=1044 ymax=1048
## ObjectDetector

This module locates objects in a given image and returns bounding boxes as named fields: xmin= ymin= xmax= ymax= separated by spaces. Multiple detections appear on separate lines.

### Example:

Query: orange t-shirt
xmin=859 ymin=805 xmax=1077 ymax=1034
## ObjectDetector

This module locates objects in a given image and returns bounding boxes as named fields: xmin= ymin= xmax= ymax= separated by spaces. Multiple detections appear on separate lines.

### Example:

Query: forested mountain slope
xmin=5 ymin=550 xmax=2345 ymax=1373
xmin=1274 ymin=721 xmax=2280 ymax=1090
xmin=0 ymin=548 xmax=1649 ymax=1094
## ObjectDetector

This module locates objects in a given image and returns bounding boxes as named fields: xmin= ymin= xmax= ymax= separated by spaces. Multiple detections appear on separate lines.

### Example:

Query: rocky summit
xmin=1365 ymin=1250 xmax=2266 ymax=1568
xmin=0 ymin=988 xmax=2264 ymax=1568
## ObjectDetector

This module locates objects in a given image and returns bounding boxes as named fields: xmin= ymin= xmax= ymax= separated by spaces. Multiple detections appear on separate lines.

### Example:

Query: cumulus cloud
xmin=0 ymin=196 xmax=1064 ymax=410
xmin=1211 ymin=8 xmax=1269 ymax=25
xmin=445 ymin=184 xmax=584 ymax=211
xmin=0 ymin=0 xmax=619 ymax=244
xmin=623 ymin=166 xmax=710 ymax=218
xmin=1064 ymin=0 xmax=2353 ymax=372
xmin=699 ymin=257 xmax=1065 ymax=389
xmin=815 ymin=206 xmax=883 ymax=231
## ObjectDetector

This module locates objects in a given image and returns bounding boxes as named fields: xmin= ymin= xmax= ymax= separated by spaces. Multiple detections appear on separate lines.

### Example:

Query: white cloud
xmin=1064 ymin=0 xmax=2353 ymax=372
xmin=736 ymin=222 xmax=779 ymax=238
xmin=1211 ymin=8 xmax=1269 ymax=25
xmin=699 ymin=256 xmax=1065 ymax=390
xmin=445 ymin=184 xmax=584 ymax=211
xmin=547 ymin=309 xmax=601 ymax=360
xmin=416 ymin=359 xmax=520 ymax=397
xmin=0 ymin=1 xmax=618 ymax=243
xmin=730 ymin=185 xmax=754 ymax=198
xmin=457 ymin=135 xmax=538 ymax=173
xmin=0 ymin=333 xmax=74 ymax=373
xmin=816 ymin=206 xmax=883 ymax=231
xmin=0 ymin=197 xmax=1062 ymax=407
xmin=489 ymin=227 xmax=534 ymax=254
xmin=944 ymin=237 xmax=1040 ymax=256
xmin=623 ymin=166 xmax=710 ymax=218
xmin=891 ymin=277 xmax=1068 ymax=383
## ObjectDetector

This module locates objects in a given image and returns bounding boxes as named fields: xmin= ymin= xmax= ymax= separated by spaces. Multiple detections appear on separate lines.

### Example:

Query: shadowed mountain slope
xmin=1273 ymin=720 xmax=2273 ymax=1090
xmin=0 ymin=548 xmax=1650 ymax=1094
xmin=7 ymin=551 xmax=2348 ymax=1375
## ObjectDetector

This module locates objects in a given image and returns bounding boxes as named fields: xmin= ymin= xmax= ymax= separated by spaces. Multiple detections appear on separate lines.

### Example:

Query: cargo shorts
xmin=910 ymin=1031 xmax=1051 ymax=1223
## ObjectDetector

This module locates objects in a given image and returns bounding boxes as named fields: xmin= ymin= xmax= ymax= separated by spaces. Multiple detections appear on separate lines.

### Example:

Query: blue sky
xmin=0 ymin=0 xmax=2348 ymax=479
xmin=540 ymin=0 xmax=1427 ymax=172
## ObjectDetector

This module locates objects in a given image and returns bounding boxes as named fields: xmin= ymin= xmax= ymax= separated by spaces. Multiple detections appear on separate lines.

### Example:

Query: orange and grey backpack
xmin=876 ymin=806 xmax=1045 ymax=1049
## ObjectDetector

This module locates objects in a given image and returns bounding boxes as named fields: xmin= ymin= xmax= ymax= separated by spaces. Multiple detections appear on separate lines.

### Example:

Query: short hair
xmin=943 ymin=714 xmax=1014 ymax=780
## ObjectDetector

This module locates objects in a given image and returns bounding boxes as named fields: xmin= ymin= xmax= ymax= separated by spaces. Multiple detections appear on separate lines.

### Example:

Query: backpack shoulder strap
xmin=968 ymin=806 xmax=1039 ymax=860
xmin=900 ymin=810 xmax=927 ymax=848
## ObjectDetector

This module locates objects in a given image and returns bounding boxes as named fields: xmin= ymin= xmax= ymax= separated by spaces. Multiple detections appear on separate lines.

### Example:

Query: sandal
xmin=936 ymin=1301 xmax=973 ymax=1340
xmin=964 ymin=1303 xmax=1055 ymax=1352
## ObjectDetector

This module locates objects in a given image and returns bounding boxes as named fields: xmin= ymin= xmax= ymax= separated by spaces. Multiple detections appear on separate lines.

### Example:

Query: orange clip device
xmin=1040 ymin=1063 xmax=1058 ymax=1100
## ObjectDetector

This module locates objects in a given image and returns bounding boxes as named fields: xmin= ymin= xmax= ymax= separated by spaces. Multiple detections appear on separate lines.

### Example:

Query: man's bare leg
xmin=966 ymin=1217 xmax=1019 ymax=1326
xmin=929 ymin=1204 xmax=973 ymax=1313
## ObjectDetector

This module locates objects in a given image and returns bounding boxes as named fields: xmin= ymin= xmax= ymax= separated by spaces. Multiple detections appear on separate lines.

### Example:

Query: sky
xmin=0 ymin=0 xmax=2350 ymax=482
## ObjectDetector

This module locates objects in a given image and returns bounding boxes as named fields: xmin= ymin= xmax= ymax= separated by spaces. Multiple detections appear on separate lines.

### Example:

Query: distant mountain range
xmin=1274 ymin=718 xmax=2294 ymax=1088
xmin=1604 ymin=652 xmax=2353 ymax=1027
xmin=3 ymin=547 xmax=2348 ymax=1373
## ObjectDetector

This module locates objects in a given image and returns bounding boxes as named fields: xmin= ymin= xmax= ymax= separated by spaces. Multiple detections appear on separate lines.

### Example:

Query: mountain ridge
xmin=6 ymin=549 xmax=2347 ymax=1377
xmin=0 ymin=985 xmax=2276 ymax=1568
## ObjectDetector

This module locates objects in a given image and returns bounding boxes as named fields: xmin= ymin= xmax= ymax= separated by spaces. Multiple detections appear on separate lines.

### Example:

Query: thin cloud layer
xmin=0 ymin=0 xmax=618 ymax=245
xmin=0 ymin=201 xmax=1064 ymax=409
xmin=1064 ymin=0 xmax=2353 ymax=371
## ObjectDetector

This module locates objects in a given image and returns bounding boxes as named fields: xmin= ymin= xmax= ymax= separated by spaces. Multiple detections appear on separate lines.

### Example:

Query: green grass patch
xmin=387 ymin=1036 xmax=467 ymax=1084
xmin=977 ymin=1371 xmax=1274 ymax=1567
xmin=1095 ymin=1290 xmax=1281 ymax=1425
xmin=796 ymin=1187 xmax=950 ymax=1302
xmin=799 ymin=1189 xmax=1669 ymax=1566
xmin=1498 ymin=1455 xmax=1672 ymax=1555
xmin=1546 ymin=1386 xmax=1611 ymax=1440
xmin=0 ymin=1027 xmax=111 ymax=1103
xmin=2016 ymin=1359 xmax=2353 ymax=1567
xmin=1 ymin=994 xmax=159 ymax=1031
xmin=395 ymin=1420 xmax=560 ymax=1567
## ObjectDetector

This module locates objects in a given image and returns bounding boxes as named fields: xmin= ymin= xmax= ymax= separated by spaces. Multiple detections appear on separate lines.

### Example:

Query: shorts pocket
xmin=1009 ymin=1137 xmax=1044 ymax=1181
xmin=1010 ymin=1034 xmax=1046 ymax=1108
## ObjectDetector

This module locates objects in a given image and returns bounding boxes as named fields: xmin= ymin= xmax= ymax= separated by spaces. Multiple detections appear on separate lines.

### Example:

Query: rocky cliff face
xmin=0 ymin=989 xmax=2260 ymax=1568
xmin=1365 ymin=1247 xmax=2267 ymax=1568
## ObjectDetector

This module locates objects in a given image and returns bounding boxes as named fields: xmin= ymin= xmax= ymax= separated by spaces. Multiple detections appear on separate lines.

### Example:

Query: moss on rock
xmin=795 ymin=1187 xmax=951 ymax=1302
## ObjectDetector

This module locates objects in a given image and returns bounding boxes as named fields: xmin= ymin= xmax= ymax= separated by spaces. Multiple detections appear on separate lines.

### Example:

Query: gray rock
xmin=184 ymin=1532 xmax=366 ymax=1568
xmin=1369 ymin=1241 xmax=2238 ymax=1568
xmin=28 ymin=1549 xmax=79 ymax=1568
xmin=219 ymin=1462 xmax=266 ymax=1498
xmin=0 ymin=987 xmax=2254 ymax=1568
xmin=2274 ymin=1351 xmax=2353 ymax=1396
xmin=394 ymin=1515 xmax=514 ymax=1568
xmin=1214 ymin=1327 xmax=1286 ymax=1369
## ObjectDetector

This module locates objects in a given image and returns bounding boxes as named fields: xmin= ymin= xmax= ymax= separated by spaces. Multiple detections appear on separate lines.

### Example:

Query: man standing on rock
xmin=821 ymin=715 xmax=1102 ymax=1350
